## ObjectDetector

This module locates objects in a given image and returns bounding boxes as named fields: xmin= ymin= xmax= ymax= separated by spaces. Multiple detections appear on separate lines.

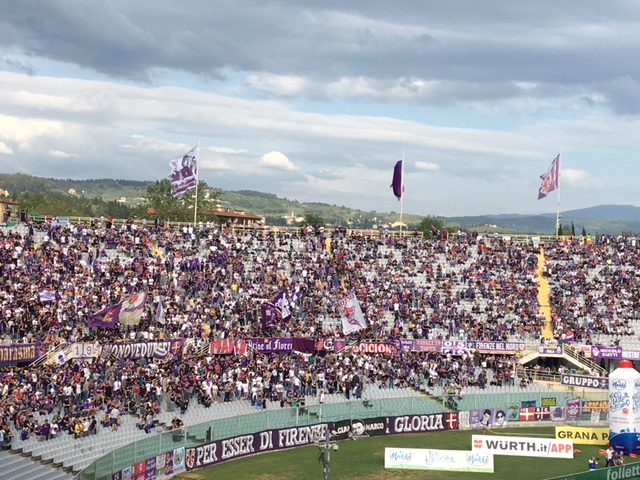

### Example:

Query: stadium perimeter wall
xmin=76 ymin=389 xmax=609 ymax=480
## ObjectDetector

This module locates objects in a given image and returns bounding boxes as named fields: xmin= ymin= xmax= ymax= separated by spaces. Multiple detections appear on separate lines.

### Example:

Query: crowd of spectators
xmin=0 ymin=218 xmax=632 ymax=452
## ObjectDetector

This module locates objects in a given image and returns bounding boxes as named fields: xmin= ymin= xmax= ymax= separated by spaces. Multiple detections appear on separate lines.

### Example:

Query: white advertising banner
xmin=471 ymin=435 xmax=573 ymax=458
xmin=384 ymin=448 xmax=494 ymax=473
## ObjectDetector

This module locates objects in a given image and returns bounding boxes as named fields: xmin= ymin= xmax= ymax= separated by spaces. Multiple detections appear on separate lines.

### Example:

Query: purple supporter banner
xmin=590 ymin=345 xmax=623 ymax=359
xmin=469 ymin=341 xmax=526 ymax=354
xmin=399 ymin=339 xmax=414 ymax=351
xmin=401 ymin=339 xmax=442 ymax=352
xmin=0 ymin=344 xmax=39 ymax=363
xmin=566 ymin=398 xmax=582 ymax=420
xmin=560 ymin=374 xmax=608 ymax=390
xmin=185 ymin=414 xmax=455 ymax=471
xmin=387 ymin=413 xmax=451 ymax=434
xmin=441 ymin=341 xmax=467 ymax=355
xmin=352 ymin=342 xmax=396 ymax=356
xmin=248 ymin=338 xmax=294 ymax=353
xmin=103 ymin=340 xmax=183 ymax=361
xmin=315 ymin=338 xmax=347 ymax=352
xmin=332 ymin=417 xmax=387 ymax=440
xmin=538 ymin=345 xmax=563 ymax=355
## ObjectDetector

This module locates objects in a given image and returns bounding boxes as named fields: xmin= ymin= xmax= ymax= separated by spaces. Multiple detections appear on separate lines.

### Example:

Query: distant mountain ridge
xmin=450 ymin=204 xmax=640 ymax=235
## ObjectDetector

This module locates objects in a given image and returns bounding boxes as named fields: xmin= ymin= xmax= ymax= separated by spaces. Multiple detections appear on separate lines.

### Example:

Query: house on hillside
xmin=209 ymin=208 xmax=264 ymax=227
xmin=146 ymin=207 xmax=264 ymax=227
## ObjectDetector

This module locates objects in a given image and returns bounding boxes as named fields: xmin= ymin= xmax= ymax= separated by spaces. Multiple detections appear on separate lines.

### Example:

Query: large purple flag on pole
xmin=390 ymin=160 xmax=404 ymax=200
xmin=538 ymin=154 xmax=560 ymax=200
xmin=169 ymin=145 xmax=198 ymax=197
xmin=88 ymin=304 xmax=122 ymax=329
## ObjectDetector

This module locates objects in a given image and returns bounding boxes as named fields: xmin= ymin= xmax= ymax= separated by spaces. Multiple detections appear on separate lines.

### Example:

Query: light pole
xmin=315 ymin=427 xmax=338 ymax=479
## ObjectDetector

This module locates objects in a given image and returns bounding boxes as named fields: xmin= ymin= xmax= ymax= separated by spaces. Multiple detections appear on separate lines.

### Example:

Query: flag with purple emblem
xmin=88 ymin=304 xmax=122 ymax=329
xmin=119 ymin=291 xmax=148 ymax=326
xmin=261 ymin=302 xmax=280 ymax=329
xmin=273 ymin=290 xmax=292 ymax=321
xmin=390 ymin=160 xmax=404 ymax=200
xmin=169 ymin=145 xmax=198 ymax=197
xmin=538 ymin=154 xmax=560 ymax=200
xmin=39 ymin=290 xmax=61 ymax=303
xmin=337 ymin=291 xmax=368 ymax=334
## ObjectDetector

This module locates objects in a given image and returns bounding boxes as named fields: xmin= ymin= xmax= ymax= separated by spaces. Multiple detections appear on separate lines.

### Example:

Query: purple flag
xmin=272 ymin=290 xmax=292 ymax=321
xmin=261 ymin=302 xmax=280 ymax=329
xmin=88 ymin=304 xmax=122 ymax=329
xmin=538 ymin=154 xmax=560 ymax=200
xmin=292 ymin=338 xmax=316 ymax=354
xmin=390 ymin=160 xmax=404 ymax=200
xmin=566 ymin=398 xmax=581 ymax=420
xmin=169 ymin=145 xmax=198 ymax=197
xmin=39 ymin=290 xmax=61 ymax=303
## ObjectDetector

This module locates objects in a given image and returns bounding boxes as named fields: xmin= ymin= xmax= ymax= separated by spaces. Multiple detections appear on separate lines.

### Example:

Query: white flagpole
xmin=556 ymin=152 xmax=561 ymax=237
xmin=400 ymin=150 xmax=405 ymax=233
xmin=193 ymin=140 xmax=200 ymax=227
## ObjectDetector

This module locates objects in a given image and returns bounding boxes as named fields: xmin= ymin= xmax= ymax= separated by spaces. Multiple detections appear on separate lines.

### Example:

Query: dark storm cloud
xmin=2 ymin=1 xmax=640 ymax=110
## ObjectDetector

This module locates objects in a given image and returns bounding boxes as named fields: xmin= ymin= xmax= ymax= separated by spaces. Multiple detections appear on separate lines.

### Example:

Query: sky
xmin=1 ymin=1 xmax=640 ymax=217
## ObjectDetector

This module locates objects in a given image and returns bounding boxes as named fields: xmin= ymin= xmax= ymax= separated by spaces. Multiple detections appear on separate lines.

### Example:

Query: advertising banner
xmin=545 ymin=461 xmax=640 ymax=480
xmin=384 ymin=448 xmax=494 ymax=473
xmin=554 ymin=426 xmax=609 ymax=445
xmin=471 ymin=435 xmax=573 ymax=458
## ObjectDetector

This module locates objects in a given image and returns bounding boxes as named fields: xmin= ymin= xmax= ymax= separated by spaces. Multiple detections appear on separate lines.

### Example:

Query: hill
xmin=1 ymin=173 xmax=640 ymax=234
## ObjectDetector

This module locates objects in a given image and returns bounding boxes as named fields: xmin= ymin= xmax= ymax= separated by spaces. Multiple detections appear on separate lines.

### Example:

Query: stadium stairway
xmin=0 ymin=449 xmax=74 ymax=480
xmin=536 ymin=249 xmax=555 ymax=341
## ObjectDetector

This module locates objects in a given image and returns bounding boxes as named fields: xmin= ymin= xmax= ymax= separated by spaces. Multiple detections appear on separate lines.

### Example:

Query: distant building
xmin=117 ymin=197 xmax=127 ymax=204
xmin=68 ymin=188 xmax=77 ymax=195
xmin=0 ymin=197 xmax=20 ymax=223
xmin=210 ymin=209 xmax=264 ymax=227
xmin=146 ymin=207 xmax=264 ymax=227
xmin=283 ymin=211 xmax=304 ymax=225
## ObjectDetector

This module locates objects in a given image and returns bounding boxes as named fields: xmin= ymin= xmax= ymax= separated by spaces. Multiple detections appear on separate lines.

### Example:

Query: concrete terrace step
xmin=0 ymin=450 xmax=74 ymax=480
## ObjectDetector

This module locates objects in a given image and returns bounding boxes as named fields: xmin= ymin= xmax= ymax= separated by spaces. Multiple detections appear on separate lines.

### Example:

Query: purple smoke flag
xmin=88 ymin=304 xmax=122 ymax=329
xmin=390 ymin=160 xmax=404 ymax=200
xmin=538 ymin=154 xmax=560 ymax=200
xmin=119 ymin=291 xmax=148 ymax=326
xmin=169 ymin=145 xmax=198 ymax=197
xmin=261 ymin=302 xmax=280 ymax=329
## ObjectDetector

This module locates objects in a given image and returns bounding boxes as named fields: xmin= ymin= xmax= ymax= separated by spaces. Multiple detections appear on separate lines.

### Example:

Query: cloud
xmin=260 ymin=151 xmax=298 ymax=170
xmin=561 ymin=168 xmax=605 ymax=189
xmin=49 ymin=149 xmax=76 ymax=158
xmin=414 ymin=161 xmax=440 ymax=171
xmin=0 ymin=141 xmax=13 ymax=155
